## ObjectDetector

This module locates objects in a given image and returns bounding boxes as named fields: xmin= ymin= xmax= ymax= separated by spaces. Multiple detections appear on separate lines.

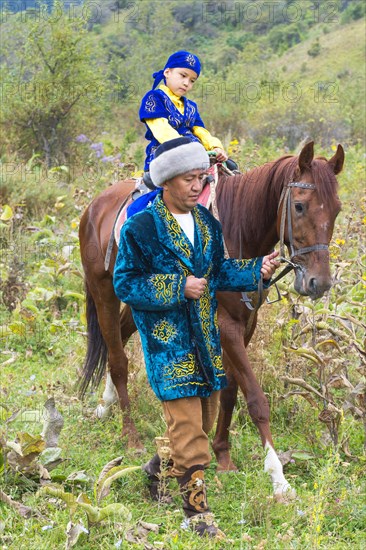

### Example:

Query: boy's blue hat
xmin=152 ymin=50 xmax=201 ymax=90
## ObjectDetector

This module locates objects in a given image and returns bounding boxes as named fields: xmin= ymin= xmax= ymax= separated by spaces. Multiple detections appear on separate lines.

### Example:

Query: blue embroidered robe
xmin=139 ymin=88 xmax=205 ymax=170
xmin=113 ymin=194 xmax=265 ymax=401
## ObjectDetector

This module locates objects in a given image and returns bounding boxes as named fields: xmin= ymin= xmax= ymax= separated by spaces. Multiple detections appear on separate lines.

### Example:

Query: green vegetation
xmin=1 ymin=140 xmax=365 ymax=549
xmin=0 ymin=0 xmax=365 ymax=163
xmin=0 ymin=1 xmax=365 ymax=548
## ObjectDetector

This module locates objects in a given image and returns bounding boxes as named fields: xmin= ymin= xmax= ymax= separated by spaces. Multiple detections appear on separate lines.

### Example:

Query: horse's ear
xmin=328 ymin=144 xmax=345 ymax=175
xmin=298 ymin=141 xmax=314 ymax=172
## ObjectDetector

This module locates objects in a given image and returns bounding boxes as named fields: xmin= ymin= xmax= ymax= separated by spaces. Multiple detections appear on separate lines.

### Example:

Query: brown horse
xmin=78 ymin=141 xmax=344 ymax=499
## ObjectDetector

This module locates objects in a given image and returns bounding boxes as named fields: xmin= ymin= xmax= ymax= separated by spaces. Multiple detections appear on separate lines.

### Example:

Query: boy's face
xmin=163 ymin=67 xmax=198 ymax=96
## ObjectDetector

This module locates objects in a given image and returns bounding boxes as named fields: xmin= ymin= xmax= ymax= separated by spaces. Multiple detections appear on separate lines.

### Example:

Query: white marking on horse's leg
xmin=94 ymin=372 xmax=119 ymax=419
xmin=264 ymin=442 xmax=296 ymax=501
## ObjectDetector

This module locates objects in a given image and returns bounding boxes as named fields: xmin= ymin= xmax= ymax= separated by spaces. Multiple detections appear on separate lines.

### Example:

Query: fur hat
xmin=150 ymin=137 xmax=210 ymax=187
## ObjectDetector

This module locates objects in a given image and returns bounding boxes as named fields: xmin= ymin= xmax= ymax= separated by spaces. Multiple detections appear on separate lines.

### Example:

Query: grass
xmin=1 ymin=141 xmax=365 ymax=548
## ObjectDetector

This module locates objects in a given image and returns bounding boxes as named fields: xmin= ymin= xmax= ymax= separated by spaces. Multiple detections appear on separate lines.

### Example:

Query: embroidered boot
xmin=178 ymin=465 xmax=221 ymax=538
xmin=142 ymin=453 xmax=173 ymax=504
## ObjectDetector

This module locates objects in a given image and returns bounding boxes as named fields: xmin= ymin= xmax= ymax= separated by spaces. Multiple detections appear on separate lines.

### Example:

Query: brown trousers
xmin=162 ymin=391 xmax=220 ymax=477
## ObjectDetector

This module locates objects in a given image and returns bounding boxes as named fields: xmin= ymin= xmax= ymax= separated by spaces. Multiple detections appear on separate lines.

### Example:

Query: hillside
xmin=89 ymin=1 xmax=365 ymax=152
xmin=1 ymin=3 xmax=365 ymax=548
xmin=0 ymin=0 xmax=365 ymax=163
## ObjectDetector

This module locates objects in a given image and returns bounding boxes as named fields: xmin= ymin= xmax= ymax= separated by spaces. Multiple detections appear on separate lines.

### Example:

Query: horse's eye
xmin=295 ymin=203 xmax=304 ymax=214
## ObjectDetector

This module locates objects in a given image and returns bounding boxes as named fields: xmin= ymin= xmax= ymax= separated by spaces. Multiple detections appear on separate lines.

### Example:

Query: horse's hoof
xmin=274 ymin=485 xmax=297 ymax=503
xmin=216 ymin=458 xmax=239 ymax=472
xmin=127 ymin=443 xmax=146 ymax=455
xmin=121 ymin=430 xmax=145 ymax=451
xmin=94 ymin=404 xmax=113 ymax=419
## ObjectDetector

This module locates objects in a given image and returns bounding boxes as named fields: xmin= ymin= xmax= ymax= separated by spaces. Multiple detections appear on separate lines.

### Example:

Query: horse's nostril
xmin=309 ymin=277 xmax=318 ymax=293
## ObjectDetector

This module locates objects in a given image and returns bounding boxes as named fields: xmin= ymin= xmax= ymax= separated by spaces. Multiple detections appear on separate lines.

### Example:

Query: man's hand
xmin=261 ymin=251 xmax=281 ymax=280
xmin=213 ymin=147 xmax=228 ymax=162
xmin=184 ymin=275 xmax=207 ymax=299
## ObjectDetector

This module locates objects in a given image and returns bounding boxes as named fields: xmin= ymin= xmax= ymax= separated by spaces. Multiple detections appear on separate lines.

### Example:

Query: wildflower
xmin=101 ymin=155 xmax=115 ymax=163
xmin=181 ymin=518 xmax=190 ymax=530
xmin=335 ymin=238 xmax=345 ymax=245
xmin=75 ymin=134 xmax=90 ymax=143
xmin=115 ymin=540 xmax=122 ymax=548
xmin=90 ymin=142 xmax=104 ymax=158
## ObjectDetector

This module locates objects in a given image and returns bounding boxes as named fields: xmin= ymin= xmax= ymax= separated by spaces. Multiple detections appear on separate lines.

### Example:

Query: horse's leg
xmin=94 ymin=305 xmax=137 ymax=420
xmin=212 ymin=356 xmax=239 ymax=472
xmin=95 ymin=370 xmax=119 ymax=419
xmin=219 ymin=310 xmax=296 ymax=500
xmin=89 ymin=276 xmax=142 ymax=448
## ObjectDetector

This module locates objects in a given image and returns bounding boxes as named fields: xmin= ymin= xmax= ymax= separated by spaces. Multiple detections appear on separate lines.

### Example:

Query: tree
xmin=0 ymin=1 xmax=107 ymax=166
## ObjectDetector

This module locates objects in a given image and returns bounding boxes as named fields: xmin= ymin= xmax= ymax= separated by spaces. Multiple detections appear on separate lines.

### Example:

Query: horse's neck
xmin=217 ymin=170 xmax=282 ymax=259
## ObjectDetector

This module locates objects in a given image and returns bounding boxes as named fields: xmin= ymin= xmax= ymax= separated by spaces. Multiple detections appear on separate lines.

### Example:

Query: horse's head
xmin=278 ymin=142 xmax=344 ymax=300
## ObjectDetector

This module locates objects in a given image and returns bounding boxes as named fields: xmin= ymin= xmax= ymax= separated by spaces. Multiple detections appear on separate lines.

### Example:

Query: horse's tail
xmin=78 ymin=282 xmax=108 ymax=398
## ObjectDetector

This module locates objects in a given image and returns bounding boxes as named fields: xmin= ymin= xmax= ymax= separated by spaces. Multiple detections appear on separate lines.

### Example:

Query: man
xmin=113 ymin=137 xmax=279 ymax=538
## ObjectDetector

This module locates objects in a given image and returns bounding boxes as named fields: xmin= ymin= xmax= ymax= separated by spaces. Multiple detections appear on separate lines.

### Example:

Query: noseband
xmin=278 ymin=181 xmax=329 ymax=270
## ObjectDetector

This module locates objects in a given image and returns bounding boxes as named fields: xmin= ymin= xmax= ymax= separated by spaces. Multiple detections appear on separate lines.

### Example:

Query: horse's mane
xmin=216 ymin=154 xmax=340 ymax=246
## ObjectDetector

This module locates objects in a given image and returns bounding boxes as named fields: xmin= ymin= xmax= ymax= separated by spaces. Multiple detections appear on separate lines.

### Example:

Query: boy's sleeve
xmin=145 ymin=118 xmax=181 ymax=143
xmin=190 ymin=101 xmax=224 ymax=150
xmin=192 ymin=126 xmax=224 ymax=151
xmin=113 ymin=222 xmax=187 ymax=311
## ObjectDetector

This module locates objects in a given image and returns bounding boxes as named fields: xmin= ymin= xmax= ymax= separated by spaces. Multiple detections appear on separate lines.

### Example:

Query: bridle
xmin=270 ymin=180 xmax=329 ymax=284
xmin=242 ymin=180 xmax=330 ymax=320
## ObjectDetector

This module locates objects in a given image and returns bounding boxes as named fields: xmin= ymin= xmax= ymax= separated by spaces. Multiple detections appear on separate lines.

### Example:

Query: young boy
xmin=139 ymin=50 xmax=235 ymax=188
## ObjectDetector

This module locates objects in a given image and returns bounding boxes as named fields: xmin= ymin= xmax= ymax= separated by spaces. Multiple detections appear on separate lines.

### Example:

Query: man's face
xmin=163 ymin=67 xmax=198 ymax=96
xmin=162 ymin=169 xmax=206 ymax=214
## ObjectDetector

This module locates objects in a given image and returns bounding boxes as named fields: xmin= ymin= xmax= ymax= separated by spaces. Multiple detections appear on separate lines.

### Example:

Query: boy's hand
xmin=261 ymin=251 xmax=281 ymax=280
xmin=213 ymin=147 xmax=228 ymax=162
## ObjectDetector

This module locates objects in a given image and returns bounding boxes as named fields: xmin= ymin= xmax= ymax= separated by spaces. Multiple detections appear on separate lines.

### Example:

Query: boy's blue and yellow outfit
xmin=113 ymin=192 xmax=264 ymax=401
xmin=139 ymin=84 xmax=223 ymax=171
xmin=139 ymin=50 xmax=224 ymax=171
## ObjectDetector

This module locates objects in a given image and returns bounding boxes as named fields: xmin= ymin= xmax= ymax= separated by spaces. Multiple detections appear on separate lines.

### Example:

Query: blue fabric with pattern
xmin=127 ymin=189 xmax=159 ymax=218
xmin=139 ymin=89 xmax=205 ymax=170
xmin=113 ymin=193 xmax=266 ymax=402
